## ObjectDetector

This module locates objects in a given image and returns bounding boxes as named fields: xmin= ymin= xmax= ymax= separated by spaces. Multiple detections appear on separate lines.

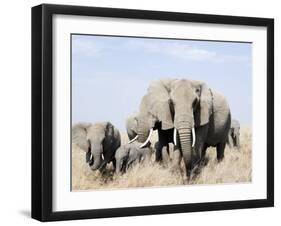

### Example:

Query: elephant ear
xmin=72 ymin=122 xmax=91 ymax=151
xmin=104 ymin=122 xmax=114 ymax=141
xmin=150 ymin=99 xmax=174 ymax=130
xmin=144 ymin=80 xmax=174 ymax=130
xmin=196 ymin=83 xmax=212 ymax=126
xmin=126 ymin=112 xmax=138 ymax=134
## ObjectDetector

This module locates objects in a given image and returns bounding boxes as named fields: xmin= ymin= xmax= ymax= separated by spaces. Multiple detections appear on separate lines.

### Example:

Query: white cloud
xmin=72 ymin=37 xmax=104 ymax=57
xmin=169 ymin=43 xmax=217 ymax=61
xmin=123 ymin=39 xmax=217 ymax=61
xmin=213 ymin=54 xmax=251 ymax=65
xmin=123 ymin=39 xmax=251 ymax=64
xmin=72 ymin=36 xmax=250 ymax=64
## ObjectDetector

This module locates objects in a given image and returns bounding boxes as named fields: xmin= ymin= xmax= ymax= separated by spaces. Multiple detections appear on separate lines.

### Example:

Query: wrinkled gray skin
xmin=126 ymin=112 xmax=139 ymax=141
xmin=72 ymin=122 xmax=121 ymax=171
xmin=137 ymin=78 xmax=231 ymax=178
xmin=137 ymin=79 xmax=177 ymax=164
xmin=115 ymin=142 xmax=152 ymax=174
xmin=126 ymin=112 xmax=153 ymax=149
xmin=170 ymin=79 xmax=231 ymax=177
xmin=227 ymin=119 xmax=240 ymax=148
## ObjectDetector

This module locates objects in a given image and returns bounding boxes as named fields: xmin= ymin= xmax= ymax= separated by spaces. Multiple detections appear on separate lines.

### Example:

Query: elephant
xmin=169 ymin=79 xmax=231 ymax=177
xmin=115 ymin=142 xmax=152 ymax=174
xmin=227 ymin=119 xmax=240 ymax=148
xmin=72 ymin=121 xmax=121 ymax=171
xmin=136 ymin=78 xmax=231 ymax=178
xmin=135 ymin=79 xmax=178 ymax=164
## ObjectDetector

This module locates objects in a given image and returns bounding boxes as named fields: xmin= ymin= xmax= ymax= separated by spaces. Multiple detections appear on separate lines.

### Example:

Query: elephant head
xmin=136 ymin=79 xmax=176 ymax=147
xmin=72 ymin=121 xmax=119 ymax=171
xmin=170 ymin=79 xmax=212 ymax=174
xmin=126 ymin=112 xmax=139 ymax=142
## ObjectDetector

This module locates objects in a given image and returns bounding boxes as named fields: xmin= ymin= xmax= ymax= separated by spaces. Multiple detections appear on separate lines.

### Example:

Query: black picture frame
xmin=31 ymin=3 xmax=274 ymax=222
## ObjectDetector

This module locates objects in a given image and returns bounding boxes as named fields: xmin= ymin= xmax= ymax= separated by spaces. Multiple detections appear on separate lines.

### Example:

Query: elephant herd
xmin=72 ymin=78 xmax=241 ymax=180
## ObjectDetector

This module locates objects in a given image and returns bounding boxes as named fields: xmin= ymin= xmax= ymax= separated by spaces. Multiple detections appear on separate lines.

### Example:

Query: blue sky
xmin=72 ymin=34 xmax=252 ymax=130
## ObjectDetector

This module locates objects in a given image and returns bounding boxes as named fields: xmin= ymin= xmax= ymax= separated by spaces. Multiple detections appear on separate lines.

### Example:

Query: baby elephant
xmin=115 ymin=142 xmax=152 ymax=174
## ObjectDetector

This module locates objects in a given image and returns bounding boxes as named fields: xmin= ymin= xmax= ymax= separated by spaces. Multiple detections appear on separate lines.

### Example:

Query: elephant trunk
xmin=175 ymin=113 xmax=195 ymax=178
xmin=90 ymin=152 xmax=102 ymax=170
xmin=137 ymin=124 xmax=148 ymax=143
xmin=236 ymin=135 xmax=240 ymax=148
xmin=115 ymin=162 xmax=121 ymax=174
xmin=137 ymin=119 xmax=152 ymax=148
xmin=178 ymin=126 xmax=193 ymax=177
xmin=115 ymin=156 xmax=123 ymax=174
xmin=139 ymin=128 xmax=153 ymax=148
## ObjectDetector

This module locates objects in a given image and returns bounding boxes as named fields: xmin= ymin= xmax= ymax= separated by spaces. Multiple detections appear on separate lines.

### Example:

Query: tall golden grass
xmin=72 ymin=127 xmax=251 ymax=191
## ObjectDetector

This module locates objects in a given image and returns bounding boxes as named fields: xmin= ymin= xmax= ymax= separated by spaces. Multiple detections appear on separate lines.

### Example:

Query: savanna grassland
xmin=72 ymin=127 xmax=252 ymax=191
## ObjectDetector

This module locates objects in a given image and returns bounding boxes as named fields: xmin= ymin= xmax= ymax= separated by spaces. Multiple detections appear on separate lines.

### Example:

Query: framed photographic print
xmin=31 ymin=4 xmax=274 ymax=221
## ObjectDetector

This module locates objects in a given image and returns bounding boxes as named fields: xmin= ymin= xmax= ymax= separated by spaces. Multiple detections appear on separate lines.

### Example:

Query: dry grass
xmin=72 ymin=127 xmax=251 ymax=191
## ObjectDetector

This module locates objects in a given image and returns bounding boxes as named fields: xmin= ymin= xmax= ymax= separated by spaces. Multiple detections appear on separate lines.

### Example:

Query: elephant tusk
xmin=173 ymin=128 xmax=177 ymax=146
xmin=90 ymin=154 xmax=93 ymax=161
xmin=192 ymin=127 xmax=196 ymax=147
xmin=128 ymin=135 xmax=138 ymax=144
xmin=139 ymin=128 xmax=153 ymax=148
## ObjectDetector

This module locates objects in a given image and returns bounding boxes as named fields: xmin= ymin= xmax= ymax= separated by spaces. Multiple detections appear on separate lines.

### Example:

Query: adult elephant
xmin=72 ymin=121 xmax=121 ymax=171
xmin=137 ymin=78 xmax=231 ymax=178
xmin=136 ymin=78 xmax=177 ymax=163
xmin=127 ymin=112 xmax=169 ymax=162
xmin=227 ymin=119 xmax=240 ymax=148
xmin=170 ymin=79 xmax=231 ymax=177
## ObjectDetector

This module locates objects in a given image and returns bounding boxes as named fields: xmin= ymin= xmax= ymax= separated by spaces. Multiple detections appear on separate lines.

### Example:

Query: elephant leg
xmin=201 ymin=144 xmax=208 ymax=159
xmin=156 ymin=129 xmax=172 ymax=164
xmin=155 ymin=143 xmax=163 ymax=162
xmin=198 ymin=144 xmax=209 ymax=167
xmin=216 ymin=142 xmax=225 ymax=161
xmin=155 ymin=130 xmax=166 ymax=162
xmin=98 ymin=152 xmax=112 ymax=172
xmin=228 ymin=134 xmax=234 ymax=148
xmin=162 ymin=145 xmax=170 ymax=165
xmin=191 ymin=142 xmax=207 ymax=175
xmin=172 ymin=146 xmax=182 ymax=165
xmin=98 ymin=161 xmax=107 ymax=172
xmin=236 ymin=136 xmax=240 ymax=149
xmin=166 ymin=143 xmax=170 ymax=155
xmin=193 ymin=126 xmax=208 ymax=164
xmin=234 ymin=136 xmax=240 ymax=148
xmin=170 ymin=146 xmax=182 ymax=173
xmin=112 ymin=158 xmax=116 ymax=171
